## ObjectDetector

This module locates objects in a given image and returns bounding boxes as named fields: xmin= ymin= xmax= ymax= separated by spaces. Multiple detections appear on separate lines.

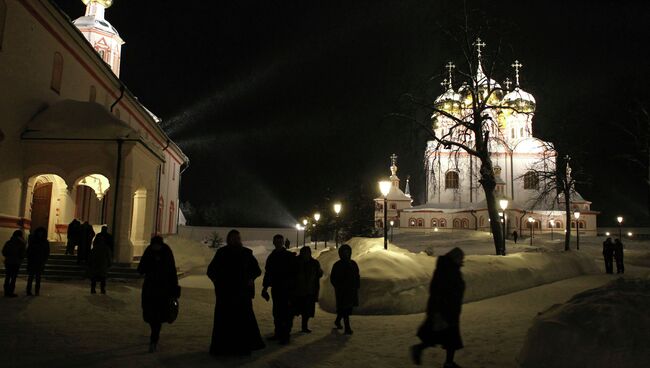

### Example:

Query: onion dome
xmin=82 ymin=0 xmax=113 ymax=7
xmin=501 ymin=60 xmax=535 ymax=113
xmin=433 ymin=85 xmax=462 ymax=114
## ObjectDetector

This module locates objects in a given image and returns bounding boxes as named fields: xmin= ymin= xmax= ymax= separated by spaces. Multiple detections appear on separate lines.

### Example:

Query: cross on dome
xmin=440 ymin=78 xmax=448 ymax=89
xmin=390 ymin=153 xmax=398 ymax=167
xmin=511 ymin=60 xmax=523 ymax=87
xmin=445 ymin=61 xmax=455 ymax=88
xmin=473 ymin=38 xmax=486 ymax=59
xmin=504 ymin=78 xmax=512 ymax=90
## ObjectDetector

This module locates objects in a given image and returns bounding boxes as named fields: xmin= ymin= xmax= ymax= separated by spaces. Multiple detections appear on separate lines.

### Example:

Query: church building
xmin=0 ymin=0 xmax=188 ymax=262
xmin=376 ymin=40 xmax=598 ymax=237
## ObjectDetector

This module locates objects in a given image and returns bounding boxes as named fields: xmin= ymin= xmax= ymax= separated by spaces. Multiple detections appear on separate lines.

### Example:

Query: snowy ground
xmin=1 ymin=232 xmax=649 ymax=367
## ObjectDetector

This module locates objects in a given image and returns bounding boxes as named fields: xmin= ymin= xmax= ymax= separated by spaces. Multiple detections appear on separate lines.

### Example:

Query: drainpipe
xmin=518 ymin=210 xmax=527 ymax=237
xmin=469 ymin=209 xmax=478 ymax=230
xmin=110 ymin=85 xmax=125 ymax=112
xmin=111 ymin=139 xmax=123 ymax=260
xmin=154 ymin=140 xmax=171 ymax=236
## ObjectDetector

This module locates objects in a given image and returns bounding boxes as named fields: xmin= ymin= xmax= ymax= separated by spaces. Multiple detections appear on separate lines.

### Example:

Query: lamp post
xmin=499 ymin=199 xmax=508 ymax=255
xmin=574 ymin=211 xmax=580 ymax=250
xmin=617 ymin=216 xmax=623 ymax=240
xmin=528 ymin=217 xmax=534 ymax=246
xmin=333 ymin=203 xmax=342 ymax=248
xmin=302 ymin=219 xmax=308 ymax=247
xmin=379 ymin=180 xmax=392 ymax=250
xmin=389 ymin=220 xmax=394 ymax=242
xmin=549 ymin=219 xmax=555 ymax=241
xmin=313 ymin=212 xmax=321 ymax=250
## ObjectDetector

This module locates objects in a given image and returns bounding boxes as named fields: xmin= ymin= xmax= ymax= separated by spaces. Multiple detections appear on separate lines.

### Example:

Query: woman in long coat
xmin=294 ymin=246 xmax=323 ymax=333
xmin=88 ymin=226 xmax=113 ymax=294
xmin=26 ymin=227 xmax=50 ymax=296
xmin=412 ymin=247 xmax=465 ymax=368
xmin=207 ymin=230 xmax=265 ymax=356
xmin=137 ymin=236 xmax=179 ymax=353
xmin=330 ymin=244 xmax=360 ymax=335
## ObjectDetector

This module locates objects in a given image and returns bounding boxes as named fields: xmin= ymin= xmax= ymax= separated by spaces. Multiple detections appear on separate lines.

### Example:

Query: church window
xmin=0 ymin=0 xmax=6 ymax=51
xmin=390 ymin=203 xmax=396 ymax=210
xmin=439 ymin=219 xmax=447 ymax=228
xmin=98 ymin=49 xmax=105 ymax=60
xmin=445 ymin=171 xmax=459 ymax=189
xmin=479 ymin=216 xmax=485 ymax=227
xmin=89 ymin=85 xmax=96 ymax=102
xmin=511 ymin=128 xmax=515 ymax=139
xmin=417 ymin=218 xmax=424 ymax=227
xmin=453 ymin=218 xmax=461 ymax=228
xmin=409 ymin=218 xmax=416 ymax=227
xmin=520 ymin=128 xmax=524 ymax=137
xmin=51 ymin=52 xmax=63 ymax=94
xmin=431 ymin=219 xmax=437 ymax=227
xmin=578 ymin=220 xmax=585 ymax=229
xmin=524 ymin=171 xmax=538 ymax=189
xmin=462 ymin=219 xmax=469 ymax=228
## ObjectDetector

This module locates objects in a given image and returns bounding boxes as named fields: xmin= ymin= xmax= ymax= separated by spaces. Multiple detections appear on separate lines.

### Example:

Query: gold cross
xmin=474 ymin=38 xmax=486 ymax=58
xmin=511 ymin=60 xmax=523 ymax=87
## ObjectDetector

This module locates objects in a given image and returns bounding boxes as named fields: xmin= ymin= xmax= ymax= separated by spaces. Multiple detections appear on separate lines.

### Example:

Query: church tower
xmin=73 ymin=0 xmax=124 ymax=76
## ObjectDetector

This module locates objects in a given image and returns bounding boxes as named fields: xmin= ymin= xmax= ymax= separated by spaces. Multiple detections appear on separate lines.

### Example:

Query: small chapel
xmin=375 ymin=39 xmax=598 ymax=236
xmin=0 ymin=0 xmax=188 ymax=262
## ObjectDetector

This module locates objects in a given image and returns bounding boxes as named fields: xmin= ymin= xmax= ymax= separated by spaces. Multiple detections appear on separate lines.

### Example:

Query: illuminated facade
xmin=0 ymin=0 xmax=188 ymax=262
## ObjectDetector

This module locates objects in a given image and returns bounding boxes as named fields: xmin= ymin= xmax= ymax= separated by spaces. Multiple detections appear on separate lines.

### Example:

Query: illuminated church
xmin=376 ymin=39 xmax=597 ymax=236
xmin=0 ymin=0 xmax=188 ymax=262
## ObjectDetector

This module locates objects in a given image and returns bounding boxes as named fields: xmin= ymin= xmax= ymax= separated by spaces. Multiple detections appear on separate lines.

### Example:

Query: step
xmin=0 ymin=269 xmax=142 ymax=280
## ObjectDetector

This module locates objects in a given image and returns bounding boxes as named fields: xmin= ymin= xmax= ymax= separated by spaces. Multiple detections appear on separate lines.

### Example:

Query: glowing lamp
xmin=302 ymin=219 xmax=308 ymax=226
xmin=379 ymin=180 xmax=391 ymax=197
xmin=628 ymin=232 xmax=633 ymax=237
xmin=295 ymin=223 xmax=300 ymax=230
xmin=333 ymin=203 xmax=342 ymax=215
xmin=574 ymin=212 xmax=580 ymax=220
xmin=617 ymin=216 xmax=623 ymax=224
xmin=389 ymin=220 xmax=394 ymax=227
xmin=313 ymin=213 xmax=321 ymax=222
xmin=528 ymin=217 xmax=534 ymax=223
xmin=499 ymin=199 xmax=508 ymax=210
xmin=605 ymin=232 xmax=610 ymax=236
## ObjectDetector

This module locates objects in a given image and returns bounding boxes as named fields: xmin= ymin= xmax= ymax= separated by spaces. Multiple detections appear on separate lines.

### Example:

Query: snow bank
xmin=518 ymin=278 xmax=650 ymax=368
xmin=317 ymin=237 xmax=598 ymax=315
xmin=166 ymin=235 xmax=216 ymax=274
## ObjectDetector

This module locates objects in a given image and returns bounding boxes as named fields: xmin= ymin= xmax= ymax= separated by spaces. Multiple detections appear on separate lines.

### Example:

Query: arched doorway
xmin=75 ymin=174 xmax=111 ymax=225
xmin=31 ymin=182 xmax=52 ymax=233
xmin=26 ymin=174 xmax=70 ymax=240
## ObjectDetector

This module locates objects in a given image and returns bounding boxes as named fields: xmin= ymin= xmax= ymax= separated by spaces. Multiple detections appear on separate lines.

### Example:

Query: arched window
xmin=89 ymin=85 xmax=96 ymax=102
xmin=0 ymin=0 xmax=7 ymax=51
xmin=445 ymin=171 xmax=459 ymax=189
xmin=439 ymin=219 xmax=447 ymax=228
xmin=453 ymin=218 xmax=461 ymax=228
xmin=462 ymin=218 xmax=469 ymax=228
xmin=390 ymin=203 xmax=397 ymax=210
xmin=520 ymin=127 xmax=524 ymax=137
xmin=51 ymin=52 xmax=63 ymax=93
xmin=579 ymin=220 xmax=585 ymax=229
xmin=431 ymin=219 xmax=437 ymax=227
xmin=524 ymin=171 xmax=539 ymax=189
xmin=479 ymin=216 xmax=485 ymax=227
xmin=409 ymin=218 xmax=416 ymax=227
xmin=168 ymin=201 xmax=175 ymax=233
xmin=417 ymin=218 xmax=424 ymax=227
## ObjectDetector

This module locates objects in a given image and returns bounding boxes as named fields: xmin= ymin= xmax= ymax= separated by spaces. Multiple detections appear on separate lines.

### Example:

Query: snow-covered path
xmin=2 ymin=269 xmax=647 ymax=368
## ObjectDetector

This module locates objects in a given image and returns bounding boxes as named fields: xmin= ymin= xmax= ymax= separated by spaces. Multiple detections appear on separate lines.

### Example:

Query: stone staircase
xmin=0 ymin=242 xmax=141 ymax=281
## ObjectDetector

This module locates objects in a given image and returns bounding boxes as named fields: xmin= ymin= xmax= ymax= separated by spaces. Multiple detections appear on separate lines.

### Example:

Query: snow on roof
xmin=374 ymin=185 xmax=412 ymax=202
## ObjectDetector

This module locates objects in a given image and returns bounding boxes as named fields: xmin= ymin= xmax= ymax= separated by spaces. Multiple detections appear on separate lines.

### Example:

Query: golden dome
xmin=82 ymin=0 xmax=113 ymax=8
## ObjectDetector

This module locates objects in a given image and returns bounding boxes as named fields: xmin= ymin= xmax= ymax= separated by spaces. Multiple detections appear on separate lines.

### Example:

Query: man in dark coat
xmin=294 ymin=246 xmax=323 ymax=333
xmin=412 ymin=247 xmax=466 ymax=368
xmin=88 ymin=226 xmax=113 ymax=294
xmin=512 ymin=230 xmax=518 ymax=244
xmin=614 ymin=238 xmax=624 ymax=274
xmin=77 ymin=221 xmax=95 ymax=264
xmin=138 ymin=236 xmax=179 ymax=353
xmin=208 ymin=229 xmax=265 ymax=356
xmin=262 ymin=234 xmax=297 ymax=344
xmin=602 ymin=237 xmax=614 ymax=274
xmin=3 ymin=230 xmax=26 ymax=297
xmin=330 ymin=243 xmax=360 ymax=335
xmin=65 ymin=219 xmax=80 ymax=255
xmin=26 ymin=227 xmax=50 ymax=296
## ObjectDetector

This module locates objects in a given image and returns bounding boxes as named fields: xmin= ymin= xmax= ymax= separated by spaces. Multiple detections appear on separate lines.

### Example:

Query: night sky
xmin=53 ymin=0 xmax=650 ymax=227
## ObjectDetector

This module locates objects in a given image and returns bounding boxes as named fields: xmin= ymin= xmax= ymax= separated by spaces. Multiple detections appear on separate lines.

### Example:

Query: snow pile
xmin=518 ymin=278 xmax=650 ymax=368
xmin=166 ymin=235 xmax=216 ymax=274
xmin=317 ymin=237 xmax=598 ymax=315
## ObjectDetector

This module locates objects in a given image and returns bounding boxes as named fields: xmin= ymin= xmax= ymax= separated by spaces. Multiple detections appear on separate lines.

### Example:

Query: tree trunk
xmin=564 ymin=183 xmax=571 ymax=251
xmin=478 ymin=155 xmax=504 ymax=255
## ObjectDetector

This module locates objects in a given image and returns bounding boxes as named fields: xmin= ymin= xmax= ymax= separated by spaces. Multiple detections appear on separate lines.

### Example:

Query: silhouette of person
xmin=602 ymin=237 xmax=614 ymax=274
xmin=88 ymin=226 xmax=113 ymax=294
xmin=330 ymin=243 xmax=360 ymax=335
xmin=614 ymin=238 xmax=624 ymax=274
xmin=512 ymin=230 xmax=518 ymax=244
xmin=3 ymin=230 xmax=26 ymax=297
xmin=26 ymin=227 xmax=50 ymax=296
xmin=284 ymin=238 xmax=291 ymax=249
xmin=66 ymin=219 xmax=81 ymax=255
xmin=294 ymin=246 xmax=323 ymax=333
xmin=412 ymin=247 xmax=466 ymax=368
xmin=137 ymin=236 xmax=179 ymax=353
xmin=262 ymin=234 xmax=297 ymax=344
xmin=77 ymin=221 xmax=95 ymax=264
xmin=207 ymin=229 xmax=265 ymax=356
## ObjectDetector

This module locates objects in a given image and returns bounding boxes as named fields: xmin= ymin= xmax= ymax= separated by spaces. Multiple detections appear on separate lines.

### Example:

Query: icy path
xmin=2 ymin=268 xmax=648 ymax=368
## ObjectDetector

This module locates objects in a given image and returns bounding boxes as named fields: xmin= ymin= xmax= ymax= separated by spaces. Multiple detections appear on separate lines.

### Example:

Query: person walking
xmin=262 ymin=234 xmax=297 ymax=344
xmin=512 ymin=230 xmax=518 ymax=244
xmin=207 ymin=230 xmax=265 ymax=356
xmin=330 ymin=243 xmax=360 ymax=335
xmin=26 ymin=227 xmax=50 ymax=296
xmin=137 ymin=236 xmax=180 ymax=353
xmin=3 ymin=230 xmax=26 ymax=297
xmin=294 ymin=246 xmax=323 ymax=333
xmin=65 ymin=219 xmax=80 ymax=255
xmin=88 ymin=226 xmax=113 ymax=294
xmin=614 ymin=238 xmax=625 ymax=274
xmin=602 ymin=237 xmax=614 ymax=274
xmin=77 ymin=221 xmax=95 ymax=264
xmin=412 ymin=247 xmax=466 ymax=368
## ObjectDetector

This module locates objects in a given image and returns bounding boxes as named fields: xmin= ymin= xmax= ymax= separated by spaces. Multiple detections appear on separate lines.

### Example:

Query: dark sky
xmin=54 ymin=0 xmax=650 ymax=227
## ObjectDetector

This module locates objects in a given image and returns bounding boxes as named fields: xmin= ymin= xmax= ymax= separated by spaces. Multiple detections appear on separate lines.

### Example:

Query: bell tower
xmin=73 ymin=0 xmax=124 ymax=76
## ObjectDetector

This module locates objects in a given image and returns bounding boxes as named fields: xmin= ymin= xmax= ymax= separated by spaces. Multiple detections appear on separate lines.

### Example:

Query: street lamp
xmin=295 ymin=223 xmax=301 ymax=249
xmin=499 ymin=199 xmax=508 ymax=255
xmin=302 ymin=219 xmax=308 ymax=247
xmin=389 ymin=220 xmax=394 ymax=242
xmin=313 ymin=212 xmax=321 ymax=250
xmin=617 ymin=216 xmax=623 ymax=239
xmin=549 ymin=219 xmax=555 ymax=241
xmin=528 ymin=217 xmax=534 ymax=246
xmin=574 ymin=211 xmax=581 ymax=250
xmin=333 ymin=203 xmax=342 ymax=248
xmin=379 ymin=180 xmax=392 ymax=250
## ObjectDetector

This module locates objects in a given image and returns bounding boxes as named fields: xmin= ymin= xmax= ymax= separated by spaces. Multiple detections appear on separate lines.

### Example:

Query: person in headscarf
xmin=294 ymin=246 xmax=323 ymax=333
xmin=330 ymin=244 xmax=360 ymax=335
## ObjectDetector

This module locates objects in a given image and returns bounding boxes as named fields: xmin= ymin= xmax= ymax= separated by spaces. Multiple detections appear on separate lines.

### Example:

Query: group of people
xmin=602 ymin=237 xmax=625 ymax=274
xmin=2 ymin=228 xmax=50 ymax=297
xmin=66 ymin=219 xmax=105 ymax=265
